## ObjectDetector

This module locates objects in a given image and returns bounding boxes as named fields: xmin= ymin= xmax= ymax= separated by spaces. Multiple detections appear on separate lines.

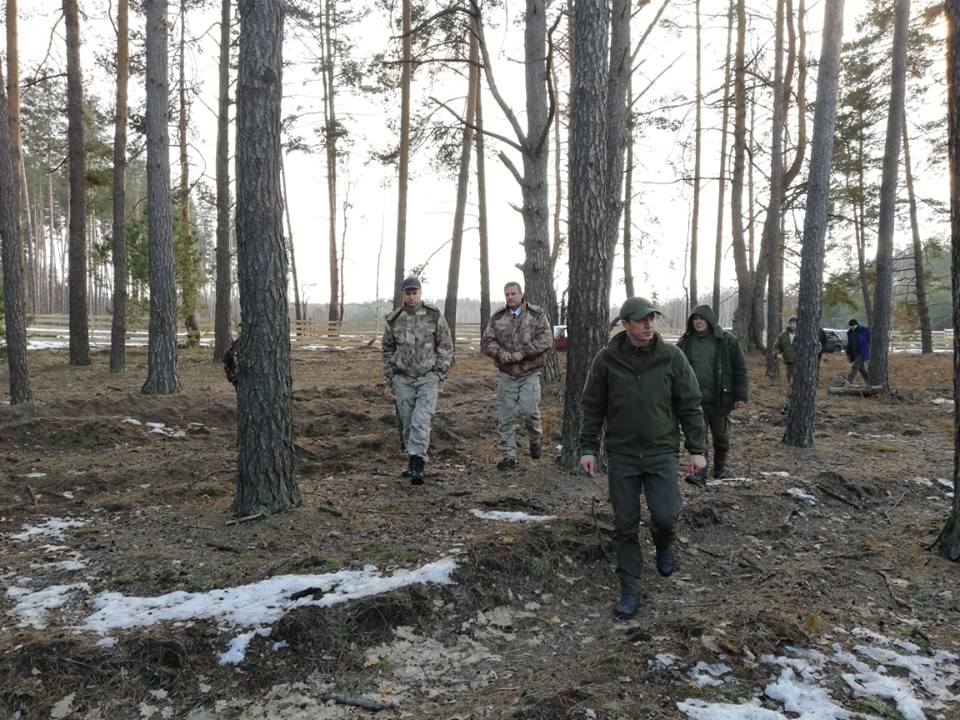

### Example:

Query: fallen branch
xmin=317 ymin=692 xmax=396 ymax=712
xmin=827 ymin=385 xmax=884 ymax=396
xmin=875 ymin=569 xmax=911 ymax=610
xmin=225 ymin=512 xmax=264 ymax=526
xmin=25 ymin=484 xmax=38 ymax=505
xmin=816 ymin=484 xmax=863 ymax=510
xmin=317 ymin=502 xmax=343 ymax=518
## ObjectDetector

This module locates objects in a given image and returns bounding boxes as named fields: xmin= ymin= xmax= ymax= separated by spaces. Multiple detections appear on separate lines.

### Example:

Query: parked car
xmin=821 ymin=329 xmax=844 ymax=353
xmin=553 ymin=325 xmax=567 ymax=351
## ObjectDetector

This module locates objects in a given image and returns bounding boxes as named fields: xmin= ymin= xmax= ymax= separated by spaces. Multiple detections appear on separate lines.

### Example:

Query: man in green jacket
xmin=579 ymin=297 xmax=706 ymax=620
xmin=677 ymin=305 xmax=748 ymax=485
xmin=775 ymin=316 xmax=798 ymax=382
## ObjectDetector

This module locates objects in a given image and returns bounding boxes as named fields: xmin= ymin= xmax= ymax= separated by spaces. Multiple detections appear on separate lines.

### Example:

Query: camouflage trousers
xmin=497 ymin=372 xmax=543 ymax=460
xmin=847 ymin=354 xmax=869 ymax=383
xmin=393 ymin=372 xmax=440 ymax=458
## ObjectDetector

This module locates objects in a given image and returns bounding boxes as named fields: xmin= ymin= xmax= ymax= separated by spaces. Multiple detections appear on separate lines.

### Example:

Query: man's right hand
xmin=383 ymin=385 xmax=395 ymax=401
xmin=579 ymin=454 xmax=597 ymax=476
xmin=499 ymin=351 xmax=513 ymax=364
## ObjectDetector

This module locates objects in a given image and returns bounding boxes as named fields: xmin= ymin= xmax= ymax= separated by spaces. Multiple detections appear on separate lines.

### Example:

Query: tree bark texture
xmin=623 ymin=73 xmax=635 ymax=298
xmin=867 ymin=0 xmax=910 ymax=391
xmin=713 ymin=0 xmax=734 ymax=315
xmin=941 ymin=0 xmax=960 ymax=561
xmin=560 ymin=0 xmax=608 ymax=471
xmin=689 ymin=0 xmax=702 ymax=308
xmin=760 ymin=0 xmax=786 ymax=376
xmin=393 ymin=0 xmax=412 ymax=307
xmin=281 ymin=158 xmax=302 ymax=325
xmin=7 ymin=0 xmax=31 ymax=316
xmin=321 ymin=0 xmax=339 ymax=329
xmin=730 ymin=0 xmax=751 ymax=343
xmin=443 ymin=25 xmax=479 ymax=336
xmin=214 ymin=0 xmax=233 ymax=362
xmin=902 ymin=117 xmax=932 ymax=354
xmin=783 ymin=0 xmax=844 ymax=448
xmin=178 ymin=1 xmax=200 ymax=347
xmin=781 ymin=0 xmax=807 ymax=191
xmin=0 ymin=63 xmax=31 ymax=404
xmin=64 ymin=0 xmax=90 ymax=366
xmin=111 ymin=0 xmax=130 ymax=373
xmin=142 ymin=0 xmax=180 ymax=394
xmin=234 ymin=0 xmax=300 ymax=516
xmin=476 ymin=64 xmax=491 ymax=332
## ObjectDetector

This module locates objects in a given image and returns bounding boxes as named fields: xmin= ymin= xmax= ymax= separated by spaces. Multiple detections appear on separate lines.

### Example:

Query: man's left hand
xmin=689 ymin=454 xmax=706 ymax=475
xmin=510 ymin=351 xmax=523 ymax=362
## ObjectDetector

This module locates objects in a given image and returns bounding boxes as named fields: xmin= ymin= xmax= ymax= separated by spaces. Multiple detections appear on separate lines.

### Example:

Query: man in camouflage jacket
xmin=480 ymin=282 xmax=553 ymax=470
xmin=382 ymin=277 xmax=455 ymax=483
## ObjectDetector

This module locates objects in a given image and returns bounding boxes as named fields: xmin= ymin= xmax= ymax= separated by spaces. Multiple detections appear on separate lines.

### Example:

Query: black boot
xmin=410 ymin=456 xmax=425 ymax=485
xmin=400 ymin=455 xmax=415 ymax=478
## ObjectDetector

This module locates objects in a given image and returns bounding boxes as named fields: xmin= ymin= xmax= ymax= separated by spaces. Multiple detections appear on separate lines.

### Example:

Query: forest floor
xmin=0 ymin=341 xmax=958 ymax=720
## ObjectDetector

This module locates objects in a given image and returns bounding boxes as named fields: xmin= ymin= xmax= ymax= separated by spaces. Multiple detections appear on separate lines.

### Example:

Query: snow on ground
xmin=6 ymin=517 xmax=88 ymax=542
xmin=676 ymin=629 xmax=959 ymax=720
xmin=0 ymin=557 xmax=458 ymax=665
xmin=469 ymin=509 xmax=557 ymax=523
xmin=786 ymin=487 xmax=818 ymax=504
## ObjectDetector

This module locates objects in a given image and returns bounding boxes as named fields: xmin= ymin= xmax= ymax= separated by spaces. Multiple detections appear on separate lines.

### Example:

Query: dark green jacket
xmin=677 ymin=304 xmax=749 ymax=412
xmin=579 ymin=332 xmax=706 ymax=459
xmin=776 ymin=329 xmax=797 ymax=365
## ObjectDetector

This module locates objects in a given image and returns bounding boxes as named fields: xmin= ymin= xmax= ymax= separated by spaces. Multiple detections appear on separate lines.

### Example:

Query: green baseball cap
xmin=619 ymin=296 xmax=660 ymax=321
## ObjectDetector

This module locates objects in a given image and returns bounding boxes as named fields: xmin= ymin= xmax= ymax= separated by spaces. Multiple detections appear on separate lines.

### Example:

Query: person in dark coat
xmin=846 ymin=318 xmax=871 ymax=384
xmin=579 ymin=297 xmax=706 ymax=620
xmin=677 ymin=305 xmax=749 ymax=484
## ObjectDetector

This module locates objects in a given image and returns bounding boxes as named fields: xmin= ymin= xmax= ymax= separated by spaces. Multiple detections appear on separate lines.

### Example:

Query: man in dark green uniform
xmin=677 ymin=305 xmax=749 ymax=485
xmin=579 ymin=297 xmax=706 ymax=620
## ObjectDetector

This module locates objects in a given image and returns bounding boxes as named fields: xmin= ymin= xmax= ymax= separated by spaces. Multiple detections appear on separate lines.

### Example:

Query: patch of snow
xmin=932 ymin=397 xmax=954 ymax=405
xmin=50 ymin=692 xmax=76 ymax=720
xmin=8 ymin=517 xmax=88 ymax=542
xmin=652 ymin=653 xmax=676 ymax=669
xmin=689 ymin=661 xmax=732 ymax=687
xmin=122 ymin=418 xmax=143 ymax=426
xmin=677 ymin=699 xmax=783 ymax=719
xmin=21 ymin=472 xmax=46 ymax=478
xmin=469 ymin=509 xmax=556 ymax=523
xmin=6 ymin=583 xmax=90 ymax=628
xmin=81 ymin=558 xmax=457 ymax=664
xmin=936 ymin=478 xmax=954 ymax=490
xmin=29 ymin=558 xmax=87 ymax=572
xmin=911 ymin=477 xmax=934 ymax=487
xmin=96 ymin=636 xmax=118 ymax=648
xmin=220 ymin=626 xmax=273 ymax=666
xmin=760 ymin=471 xmax=791 ymax=478
xmin=787 ymin=487 xmax=817 ymax=504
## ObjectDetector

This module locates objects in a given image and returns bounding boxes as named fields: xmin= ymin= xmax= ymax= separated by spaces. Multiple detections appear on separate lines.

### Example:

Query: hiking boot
xmin=684 ymin=470 xmax=707 ymax=488
xmin=400 ymin=455 xmax=415 ymax=478
xmin=529 ymin=440 xmax=542 ymax=460
xmin=496 ymin=457 xmax=517 ymax=471
xmin=614 ymin=593 xmax=640 ymax=620
xmin=713 ymin=465 xmax=728 ymax=480
xmin=410 ymin=456 xmax=425 ymax=485
xmin=655 ymin=546 xmax=674 ymax=577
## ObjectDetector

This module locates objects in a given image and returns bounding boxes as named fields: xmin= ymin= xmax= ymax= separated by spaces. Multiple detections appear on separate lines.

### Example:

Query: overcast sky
xmin=16 ymin=0 xmax=947 ymax=313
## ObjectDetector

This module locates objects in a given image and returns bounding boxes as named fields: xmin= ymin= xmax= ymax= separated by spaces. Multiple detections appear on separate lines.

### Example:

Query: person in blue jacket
xmin=846 ymin=318 xmax=870 ymax=384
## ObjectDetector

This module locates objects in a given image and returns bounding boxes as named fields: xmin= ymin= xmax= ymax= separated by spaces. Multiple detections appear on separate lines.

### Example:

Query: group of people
xmin=775 ymin=316 xmax=872 ymax=397
xmin=382 ymin=283 xmax=752 ymax=620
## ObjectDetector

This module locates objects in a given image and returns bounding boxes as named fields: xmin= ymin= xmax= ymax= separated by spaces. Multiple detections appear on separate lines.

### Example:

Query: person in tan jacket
xmin=480 ymin=282 xmax=553 ymax=470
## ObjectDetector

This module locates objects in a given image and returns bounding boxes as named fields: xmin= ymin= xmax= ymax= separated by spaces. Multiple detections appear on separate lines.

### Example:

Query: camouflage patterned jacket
xmin=480 ymin=302 xmax=552 ymax=378
xmin=382 ymin=303 xmax=455 ymax=383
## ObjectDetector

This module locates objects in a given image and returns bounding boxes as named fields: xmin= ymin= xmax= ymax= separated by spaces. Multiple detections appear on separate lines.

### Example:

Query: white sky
xmin=13 ymin=0 xmax=947 ymax=312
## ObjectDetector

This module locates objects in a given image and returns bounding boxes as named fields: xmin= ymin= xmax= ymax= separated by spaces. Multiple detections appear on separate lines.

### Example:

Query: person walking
xmin=846 ymin=318 xmax=871 ymax=384
xmin=381 ymin=277 xmax=455 ymax=484
xmin=677 ymin=305 xmax=748 ymax=485
xmin=775 ymin=316 xmax=798 ymax=383
xmin=480 ymin=281 xmax=553 ymax=470
xmin=579 ymin=297 xmax=706 ymax=620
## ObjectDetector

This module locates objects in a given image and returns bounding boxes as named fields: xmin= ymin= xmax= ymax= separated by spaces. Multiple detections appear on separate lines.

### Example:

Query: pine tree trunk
xmin=64 ymin=0 xmax=89 ymax=366
xmin=321 ymin=0 xmax=339 ymax=331
xmin=730 ymin=0 xmax=751 ymax=343
xmin=560 ymin=0 xmax=608 ymax=471
xmin=0 ymin=62 xmax=31 ymax=404
xmin=7 ymin=0 xmax=32 ymax=316
xmin=443 ymin=26 xmax=479 ymax=336
xmin=549 ymin=60 xmax=563 ymax=322
xmin=689 ymin=0 xmax=702 ymax=308
xmin=783 ymin=0 xmax=844 ymax=448
xmin=476 ymin=62 xmax=491 ymax=333
xmin=142 ymin=0 xmax=180 ymax=394
xmin=393 ymin=0 xmax=412 ymax=307
xmin=602 ymin=0 xmax=630 ymax=287
xmin=939 ymin=0 xmax=960 ymax=561
xmin=281 ymin=157 xmax=302 ymax=326
xmin=213 ymin=0 xmax=232 ymax=362
xmin=868 ymin=0 xmax=910 ymax=391
xmin=713 ymin=0 xmax=734 ymax=315
xmin=902 ymin=117 xmax=932 ymax=354
xmin=234 ymin=0 xmax=300 ymax=517
xmin=623 ymin=74 xmax=635 ymax=298
xmin=759 ymin=0 xmax=786 ymax=372
xmin=178 ymin=1 xmax=200 ymax=347
xmin=110 ymin=0 xmax=129 ymax=373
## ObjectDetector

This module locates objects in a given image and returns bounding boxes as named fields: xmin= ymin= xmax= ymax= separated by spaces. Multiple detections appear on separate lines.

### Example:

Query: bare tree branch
xmin=630 ymin=0 xmax=671 ymax=65
xmin=430 ymin=95 xmax=524 ymax=153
